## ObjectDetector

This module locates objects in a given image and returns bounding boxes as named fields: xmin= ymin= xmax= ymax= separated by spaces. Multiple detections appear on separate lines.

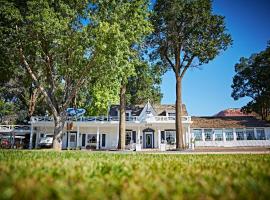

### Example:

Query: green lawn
xmin=0 ymin=151 xmax=270 ymax=200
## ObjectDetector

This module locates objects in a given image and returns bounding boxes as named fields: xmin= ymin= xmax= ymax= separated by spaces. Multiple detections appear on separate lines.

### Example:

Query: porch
xmin=30 ymin=121 xmax=191 ymax=151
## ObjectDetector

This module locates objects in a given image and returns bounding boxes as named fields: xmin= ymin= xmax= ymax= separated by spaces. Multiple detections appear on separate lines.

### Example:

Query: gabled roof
xmin=109 ymin=104 xmax=188 ymax=116
xmin=191 ymin=116 xmax=270 ymax=128
xmin=153 ymin=104 xmax=188 ymax=116
xmin=109 ymin=105 xmax=144 ymax=116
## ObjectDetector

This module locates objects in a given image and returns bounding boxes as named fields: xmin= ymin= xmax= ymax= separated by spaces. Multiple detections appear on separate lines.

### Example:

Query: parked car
xmin=39 ymin=134 xmax=53 ymax=148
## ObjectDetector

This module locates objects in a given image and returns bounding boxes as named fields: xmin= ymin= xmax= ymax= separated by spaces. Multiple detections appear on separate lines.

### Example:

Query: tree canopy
xmin=232 ymin=42 xmax=270 ymax=120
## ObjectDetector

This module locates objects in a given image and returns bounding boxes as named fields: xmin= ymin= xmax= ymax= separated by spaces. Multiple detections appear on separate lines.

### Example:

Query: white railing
xmin=0 ymin=125 xmax=30 ymax=132
xmin=31 ymin=115 xmax=191 ymax=123
xmin=31 ymin=116 xmax=140 ymax=122
xmin=153 ymin=116 xmax=191 ymax=123
xmin=69 ymin=116 xmax=139 ymax=122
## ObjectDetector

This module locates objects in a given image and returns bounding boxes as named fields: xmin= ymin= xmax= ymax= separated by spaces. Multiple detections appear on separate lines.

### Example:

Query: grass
xmin=0 ymin=150 xmax=270 ymax=200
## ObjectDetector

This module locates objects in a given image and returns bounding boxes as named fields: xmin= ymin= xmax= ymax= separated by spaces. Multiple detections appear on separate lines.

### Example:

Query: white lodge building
xmin=29 ymin=102 xmax=270 ymax=150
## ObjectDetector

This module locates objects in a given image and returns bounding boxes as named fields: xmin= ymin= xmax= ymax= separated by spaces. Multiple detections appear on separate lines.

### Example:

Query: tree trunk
xmin=118 ymin=83 xmax=126 ymax=150
xmin=53 ymin=114 xmax=66 ymax=151
xmin=175 ymin=75 xmax=184 ymax=150
xmin=27 ymin=87 xmax=39 ymax=120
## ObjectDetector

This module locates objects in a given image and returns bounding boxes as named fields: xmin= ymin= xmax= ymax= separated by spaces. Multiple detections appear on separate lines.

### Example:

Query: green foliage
xmin=0 ymin=100 xmax=15 ymax=116
xmin=0 ymin=151 xmax=270 ymax=199
xmin=149 ymin=0 xmax=232 ymax=74
xmin=231 ymin=42 xmax=270 ymax=120
xmin=0 ymin=0 xmax=152 ymax=119
xmin=93 ymin=0 xmax=153 ymax=84
xmin=126 ymin=61 xmax=163 ymax=105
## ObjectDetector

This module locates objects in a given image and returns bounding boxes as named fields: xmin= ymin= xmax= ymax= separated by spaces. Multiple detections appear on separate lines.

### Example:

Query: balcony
xmin=0 ymin=125 xmax=30 ymax=133
xmin=31 ymin=115 xmax=192 ymax=123
xmin=31 ymin=116 xmax=139 ymax=122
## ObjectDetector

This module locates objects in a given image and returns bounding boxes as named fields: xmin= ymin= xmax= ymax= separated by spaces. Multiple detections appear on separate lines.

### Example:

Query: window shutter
xmin=132 ymin=131 xmax=136 ymax=143
xmin=161 ymin=131 xmax=165 ymax=141
xmin=82 ymin=134 xmax=86 ymax=147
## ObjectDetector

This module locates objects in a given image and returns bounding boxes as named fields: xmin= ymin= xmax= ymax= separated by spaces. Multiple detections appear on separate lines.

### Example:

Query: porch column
xmin=76 ymin=124 xmax=80 ymax=148
xmin=96 ymin=127 xmax=100 ymax=149
xmin=254 ymin=128 xmax=257 ymax=140
xmin=187 ymin=125 xmax=191 ymax=148
xmin=244 ymin=128 xmax=247 ymax=140
xmin=202 ymin=129 xmax=205 ymax=141
xmin=137 ymin=127 xmax=141 ymax=144
xmin=116 ymin=125 xmax=119 ymax=148
xmin=67 ymin=132 xmax=70 ymax=149
xmin=212 ymin=129 xmax=215 ymax=141
xmin=233 ymin=128 xmax=237 ymax=141
xmin=222 ymin=128 xmax=226 ymax=142
xmin=29 ymin=122 xmax=34 ymax=149
xmin=35 ymin=132 xmax=39 ymax=148
xmin=158 ymin=129 xmax=161 ymax=149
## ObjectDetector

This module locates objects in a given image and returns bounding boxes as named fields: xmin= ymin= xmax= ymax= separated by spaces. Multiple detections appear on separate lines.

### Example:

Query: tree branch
xmin=180 ymin=55 xmax=195 ymax=79
xmin=163 ymin=45 xmax=176 ymax=73
xmin=61 ymin=57 xmax=95 ymax=110
xmin=18 ymin=47 xmax=59 ymax=117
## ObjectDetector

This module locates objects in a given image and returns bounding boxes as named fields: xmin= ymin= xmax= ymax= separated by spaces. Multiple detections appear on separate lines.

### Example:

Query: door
xmin=145 ymin=132 xmax=153 ymax=148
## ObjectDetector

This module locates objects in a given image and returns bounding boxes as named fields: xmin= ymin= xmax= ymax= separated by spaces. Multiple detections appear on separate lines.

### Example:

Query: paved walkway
xmin=83 ymin=147 xmax=270 ymax=154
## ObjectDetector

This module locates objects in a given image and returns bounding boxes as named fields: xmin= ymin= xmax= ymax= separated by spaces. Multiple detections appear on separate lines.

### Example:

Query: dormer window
xmin=168 ymin=112 xmax=175 ymax=116
xmin=146 ymin=110 xmax=151 ymax=114
xmin=125 ymin=110 xmax=131 ymax=118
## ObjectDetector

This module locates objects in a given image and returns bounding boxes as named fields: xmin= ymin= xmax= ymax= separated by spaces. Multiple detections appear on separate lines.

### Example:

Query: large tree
xmin=91 ymin=0 xmax=153 ymax=150
xmin=1 ymin=0 xmax=150 ymax=150
xmin=149 ymin=0 xmax=232 ymax=149
xmin=232 ymin=42 xmax=270 ymax=120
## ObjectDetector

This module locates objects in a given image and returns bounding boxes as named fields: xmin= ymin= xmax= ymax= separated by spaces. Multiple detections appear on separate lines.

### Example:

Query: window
xmin=246 ymin=129 xmax=255 ymax=140
xmin=165 ymin=130 xmax=176 ymax=144
xmin=225 ymin=129 xmax=234 ymax=141
xmin=168 ymin=112 xmax=175 ymax=120
xmin=126 ymin=131 xmax=132 ymax=145
xmin=87 ymin=134 xmax=97 ymax=143
xmin=70 ymin=135 xmax=76 ymax=142
xmin=161 ymin=131 xmax=165 ymax=143
xmin=214 ymin=129 xmax=223 ymax=141
xmin=193 ymin=129 xmax=202 ymax=141
xmin=101 ymin=134 xmax=106 ymax=147
xmin=204 ymin=129 xmax=213 ymax=141
xmin=236 ymin=129 xmax=245 ymax=140
xmin=125 ymin=112 xmax=131 ymax=121
xmin=256 ymin=129 xmax=266 ymax=140
xmin=132 ymin=131 xmax=136 ymax=143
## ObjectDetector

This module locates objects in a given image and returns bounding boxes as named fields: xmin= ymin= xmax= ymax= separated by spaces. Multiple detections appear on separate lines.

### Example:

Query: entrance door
xmin=145 ymin=132 xmax=153 ymax=148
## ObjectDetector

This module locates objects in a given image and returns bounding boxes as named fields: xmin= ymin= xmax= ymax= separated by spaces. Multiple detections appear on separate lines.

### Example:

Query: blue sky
xmin=160 ymin=0 xmax=270 ymax=116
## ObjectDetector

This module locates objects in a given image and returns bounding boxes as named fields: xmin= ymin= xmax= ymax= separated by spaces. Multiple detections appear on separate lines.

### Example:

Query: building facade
xmin=28 ymin=102 xmax=270 ymax=150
